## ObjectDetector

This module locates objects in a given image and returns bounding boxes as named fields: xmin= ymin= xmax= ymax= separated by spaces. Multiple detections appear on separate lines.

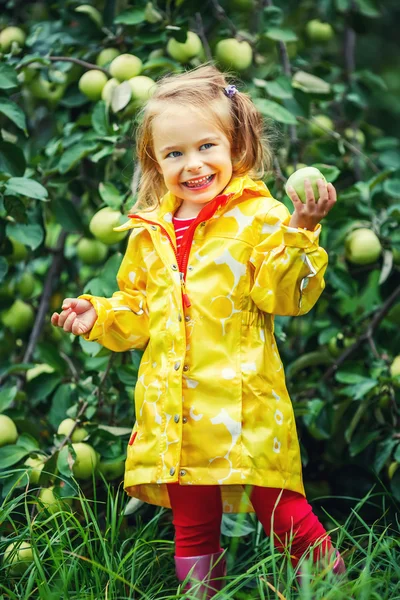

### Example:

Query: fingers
xmin=286 ymin=185 xmax=303 ymax=212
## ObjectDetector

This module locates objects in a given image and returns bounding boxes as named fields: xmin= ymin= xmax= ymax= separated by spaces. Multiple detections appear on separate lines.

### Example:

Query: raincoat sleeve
xmin=249 ymin=201 xmax=328 ymax=316
xmin=77 ymin=230 xmax=149 ymax=352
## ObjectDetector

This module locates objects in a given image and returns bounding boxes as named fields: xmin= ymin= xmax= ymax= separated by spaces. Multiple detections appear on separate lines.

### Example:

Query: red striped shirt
xmin=172 ymin=215 xmax=196 ymax=257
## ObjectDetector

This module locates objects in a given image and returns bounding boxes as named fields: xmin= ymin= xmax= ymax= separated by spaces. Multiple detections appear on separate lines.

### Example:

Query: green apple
xmin=3 ymin=541 xmax=34 ymax=576
xmin=79 ymin=70 xmax=108 ymax=101
xmin=96 ymin=47 xmax=120 ymax=67
xmin=71 ymin=442 xmax=99 ymax=480
xmin=124 ymin=75 xmax=156 ymax=113
xmin=390 ymin=355 xmax=400 ymax=378
xmin=7 ymin=237 xmax=28 ymax=263
xmin=0 ymin=26 xmax=26 ymax=51
xmin=144 ymin=2 xmax=163 ymax=23
xmin=101 ymin=78 xmax=119 ymax=105
xmin=16 ymin=272 xmax=36 ymax=299
xmin=215 ymin=38 xmax=253 ymax=72
xmin=98 ymin=458 xmax=125 ymax=480
xmin=286 ymin=163 xmax=307 ymax=177
xmin=109 ymin=54 xmax=142 ymax=82
xmin=167 ymin=31 xmax=203 ymax=63
xmin=75 ymin=4 xmax=103 ymax=27
xmin=37 ymin=486 xmax=73 ymax=513
xmin=345 ymin=228 xmax=382 ymax=265
xmin=327 ymin=333 xmax=354 ymax=357
xmin=2 ymin=299 xmax=34 ymax=334
xmin=0 ymin=414 xmax=18 ymax=447
xmin=344 ymin=128 xmax=365 ymax=146
xmin=29 ymin=76 xmax=66 ymax=105
xmin=77 ymin=238 xmax=108 ymax=265
xmin=24 ymin=456 xmax=46 ymax=484
xmin=306 ymin=19 xmax=334 ymax=43
xmin=57 ymin=418 xmax=88 ymax=443
xmin=285 ymin=166 xmax=327 ymax=203
xmin=310 ymin=115 xmax=334 ymax=137
xmin=26 ymin=364 xmax=54 ymax=382
xmin=89 ymin=207 xmax=128 ymax=245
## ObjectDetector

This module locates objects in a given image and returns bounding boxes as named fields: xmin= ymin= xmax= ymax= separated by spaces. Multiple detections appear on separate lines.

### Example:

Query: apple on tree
xmin=89 ymin=207 xmax=128 ymax=245
xmin=285 ymin=166 xmax=327 ymax=204
xmin=75 ymin=4 xmax=103 ymax=27
xmin=124 ymin=76 xmax=156 ymax=114
xmin=0 ymin=414 xmax=18 ymax=447
xmin=71 ymin=442 xmax=99 ymax=480
xmin=0 ymin=26 xmax=26 ymax=51
xmin=3 ymin=541 xmax=34 ymax=576
xmin=109 ymin=54 xmax=142 ymax=82
xmin=29 ymin=76 xmax=66 ymax=105
xmin=24 ymin=456 xmax=46 ymax=484
xmin=96 ymin=47 xmax=119 ymax=67
xmin=7 ymin=237 xmax=28 ymax=263
xmin=215 ymin=38 xmax=253 ymax=72
xmin=98 ymin=457 xmax=125 ymax=480
xmin=167 ymin=31 xmax=203 ymax=63
xmin=345 ymin=228 xmax=382 ymax=265
xmin=78 ymin=70 xmax=108 ymax=101
xmin=16 ymin=272 xmax=36 ymax=299
xmin=344 ymin=128 xmax=365 ymax=146
xmin=57 ymin=418 xmax=88 ymax=442
xmin=77 ymin=238 xmax=108 ymax=265
xmin=37 ymin=486 xmax=73 ymax=514
xmin=310 ymin=115 xmax=334 ymax=137
xmin=2 ymin=299 xmax=34 ymax=334
xmin=390 ymin=355 xmax=400 ymax=378
xmin=306 ymin=19 xmax=334 ymax=43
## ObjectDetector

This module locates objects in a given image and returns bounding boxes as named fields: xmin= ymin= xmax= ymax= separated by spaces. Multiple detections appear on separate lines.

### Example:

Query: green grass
xmin=0 ymin=474 xmax=399 ymax=600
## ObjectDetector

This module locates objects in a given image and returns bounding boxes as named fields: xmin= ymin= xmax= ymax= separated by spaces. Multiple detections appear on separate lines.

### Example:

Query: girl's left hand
xmin=287 ymin=178 xmax=337 ymax=230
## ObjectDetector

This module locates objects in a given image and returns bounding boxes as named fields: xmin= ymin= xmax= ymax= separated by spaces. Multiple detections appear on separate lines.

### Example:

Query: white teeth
xmin=185 ymin=175 xmax=213 ymax=187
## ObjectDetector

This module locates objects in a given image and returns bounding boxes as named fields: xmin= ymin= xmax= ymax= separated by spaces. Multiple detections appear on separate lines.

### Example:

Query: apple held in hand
xmin=285 ymin=166 xmax=327 ymax=203
xmin=79 ymin=70 xmax=108 ymax=101
xmin=0 ymin=414 xmax=18 ymax=447
xmin=89 ymin=207 xmax=128 ymax=245
xmin=215 ymin=38 xmax=253 ymax=72
xmin=345 ymin=228 xmax=382 ymax=265
xmin=167 ymin=31 xmax=203 ymax=63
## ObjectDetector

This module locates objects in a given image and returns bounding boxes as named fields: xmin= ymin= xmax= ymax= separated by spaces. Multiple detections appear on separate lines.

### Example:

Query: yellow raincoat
xmin=79 ymin=175 xmax=328 ymax=513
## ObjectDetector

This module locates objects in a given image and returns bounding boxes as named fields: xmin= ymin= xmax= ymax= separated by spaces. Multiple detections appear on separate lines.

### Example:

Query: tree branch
xmin=17 ymin=56 xmax=110 ymax=76
xmin=195 ymin=12 xmax=213 ymax=62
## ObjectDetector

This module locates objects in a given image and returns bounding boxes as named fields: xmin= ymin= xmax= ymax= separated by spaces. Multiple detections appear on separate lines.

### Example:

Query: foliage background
xmin=0 ymin=0 xmax=400 ymax=576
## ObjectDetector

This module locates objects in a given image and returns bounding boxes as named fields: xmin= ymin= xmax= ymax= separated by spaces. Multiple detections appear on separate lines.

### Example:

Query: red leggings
xmin=167 ymin=484 xmax=331 ymax=566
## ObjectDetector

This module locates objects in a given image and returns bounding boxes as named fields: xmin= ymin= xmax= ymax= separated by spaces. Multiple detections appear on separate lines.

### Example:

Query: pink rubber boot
xmin=175 ymin=549 xmax=226 ymax=599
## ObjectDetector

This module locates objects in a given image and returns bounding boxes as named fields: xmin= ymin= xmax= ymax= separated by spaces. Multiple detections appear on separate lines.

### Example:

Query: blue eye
xmin=201 ymin=143 xmax=214 ymax=150
xmin=166 ymin=150 xmax=182 ymax=158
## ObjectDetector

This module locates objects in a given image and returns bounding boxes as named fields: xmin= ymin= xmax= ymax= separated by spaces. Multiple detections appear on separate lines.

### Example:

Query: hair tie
xmin=224 ymin=85 xmax=238 ymax=98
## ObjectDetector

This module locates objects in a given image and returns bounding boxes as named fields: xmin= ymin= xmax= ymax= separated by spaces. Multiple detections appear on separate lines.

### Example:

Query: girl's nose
xmin=186 ymin=155 xmax=203 ymax=172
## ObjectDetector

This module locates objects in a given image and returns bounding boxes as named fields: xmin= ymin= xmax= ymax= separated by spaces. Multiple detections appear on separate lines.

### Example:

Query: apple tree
xmin=0 ymin=0 xmax=399 ymax=542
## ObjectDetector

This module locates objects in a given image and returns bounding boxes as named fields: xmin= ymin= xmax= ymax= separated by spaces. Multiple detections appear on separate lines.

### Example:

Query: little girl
xmin=51 ymin=65 xmax=345 ymax=597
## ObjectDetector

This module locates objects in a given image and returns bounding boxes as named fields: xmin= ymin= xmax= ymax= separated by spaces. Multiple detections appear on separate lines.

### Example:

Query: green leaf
xmin=111 ymin=81 xmax=132 ymax=113
xmin=0 ymin=256 xmax=8 ymax=283
xmin=335 ymin=372 xmax=372 ymax=384
xmin=390 ymin=468 xmax=400 ymax=502
xmin=0 ymin=385 xmax=17 ymax=412
xmin=0 ymin=141 xmax=26 ymax=177
xmin=5 ymin=177 xmax=48 ymax=200
xmin=349 ymin=430 xmax=380 ymax=457
xmin=27 ymin=373 xmax=60 ymax=407
xmin=341 ymin=378 xmax=378 ymax=400
xmin=53 ymin=197 xmax=83 ymax=233
xmin=57 ymin=445 xmax=74 ymax=479
xmin=357 ymin=0 xmax=380 ymax=17
xmin=311 ymin=163 xmax=340 ymax=182
xmin=383 ymin=178 xmax=400 ymax=198
xmin=262 ymin=77 xmax=293 ymax=99
xmin=221 ymin=513 xmax=256 ymax=537
xmin=374 ymin=439 xmax=398 ymax=474
xmin=0 ymin=445 xmax=31 ymax=469
xmin=265 ymin=27 xmax=297 ymax=42
xmin=378 ymin=150 xmax=400 ymax=170
xmin=91 ymin=101 xmax=109 ymax=136
xmin=253 ymin=98 xmax=297 ymax=125
xmin=16 ymin=433 xmax=40 ymax=452
xmin=84 ymin=253 xmax=124 ymax=297
xmin=5 ymin=223 xmax=43 ymax=250
xmin=292 ymin=71 xmax=331 ymax=95
xmin=114 ymin=8 xmax=146 ymax=25
xmin=57 ymin=141 xmax=99 ymax=174
xmin=0 ymin=97 xmax=27 ymax=133
xmin=0 ymin=63 xmax=18 ymax=90
xmin=99 ymin=182 xmax=123 ymax=210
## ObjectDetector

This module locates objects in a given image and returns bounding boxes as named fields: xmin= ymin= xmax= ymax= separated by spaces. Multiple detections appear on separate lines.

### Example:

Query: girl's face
xmin=152 ymin=105 xmax=233 ymax=216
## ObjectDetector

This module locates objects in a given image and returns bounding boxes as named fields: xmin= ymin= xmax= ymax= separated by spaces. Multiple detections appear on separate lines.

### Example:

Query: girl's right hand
xmin=51 ymin=298 xmax=97 ymax=336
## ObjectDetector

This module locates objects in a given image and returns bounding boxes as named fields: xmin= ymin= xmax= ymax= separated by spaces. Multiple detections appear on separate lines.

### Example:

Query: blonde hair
xmin=133 ymin=64 xmax=274 ymax=211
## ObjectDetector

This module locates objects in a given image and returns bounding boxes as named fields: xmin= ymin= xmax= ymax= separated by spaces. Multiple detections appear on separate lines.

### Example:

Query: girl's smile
xmin=152 ymin=105 xmax=233 ymax=218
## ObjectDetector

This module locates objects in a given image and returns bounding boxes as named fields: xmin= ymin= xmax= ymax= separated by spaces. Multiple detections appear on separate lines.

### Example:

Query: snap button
xmin=174 ymin=361 xmax=181 ymax=371
xmin=182 ymin=417 xmax=188 ymax=424
xmin=180 ymin=469 xmax=186 ymax=476
xmin=183 ymin=365 xmax=189 ymax=372
xmin=185 ymin=315 xmax=191 ymax=322
xmin=169 ymin=467 xmax=175 ymax=476
xmin=171 ymin=264 xmax=178 ymax=271
xmin=178 ymin=313 xmax=182 ymax=322
xmin=150 ymin=225 xmax=157 ymax=230
xmin=174 ymin=414 xmax=180 ymax=423
xmin=188 ymin=266 xmax=194 ymax=272
xmin=201 ymin=222 xmax=206 ymax=227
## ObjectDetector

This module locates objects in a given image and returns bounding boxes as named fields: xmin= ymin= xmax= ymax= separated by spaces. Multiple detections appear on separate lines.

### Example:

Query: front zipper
xmin=127 ymin=214 xmax=192 ymax=307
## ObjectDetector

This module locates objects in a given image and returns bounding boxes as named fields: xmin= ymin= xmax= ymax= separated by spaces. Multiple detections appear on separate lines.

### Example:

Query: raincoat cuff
xmin=280 ymin=223 xmax=321 ymax=248
xmin=78 ymin=294 xmax=115 ymax=342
